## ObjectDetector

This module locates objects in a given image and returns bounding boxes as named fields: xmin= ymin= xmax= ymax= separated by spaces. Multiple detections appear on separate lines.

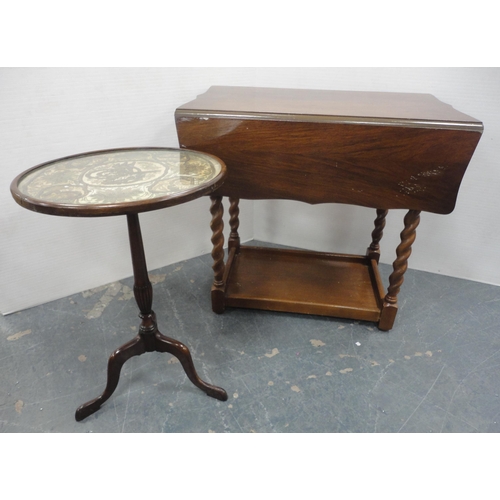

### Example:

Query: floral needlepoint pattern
xmin=18 ymin=149 xmax=222 ymax=206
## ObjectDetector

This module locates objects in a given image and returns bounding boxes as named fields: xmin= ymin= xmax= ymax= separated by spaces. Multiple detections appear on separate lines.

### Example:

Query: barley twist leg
xmin=379 ymin=210 xmax=421 ymax=331
xmin=210 ymin=195 xmax=225 ymax=313
xmin=228 ymin=197 xmax=241 ymax=252
xmin=367 ymin=209 xmax=388 ymax=262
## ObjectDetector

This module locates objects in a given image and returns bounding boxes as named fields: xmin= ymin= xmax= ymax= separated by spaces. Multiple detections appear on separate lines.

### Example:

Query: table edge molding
xmin=175 ymin=109 xmax=484 ymax=133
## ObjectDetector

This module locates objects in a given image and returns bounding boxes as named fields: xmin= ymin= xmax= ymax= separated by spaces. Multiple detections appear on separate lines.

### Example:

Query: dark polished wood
xmin=209 ymin=195 xmax=226 ymax=313
xmin=176 ymin=86 xmax=483 ymax=330
xmin=379 ymin=210 xmax=421 ymax=331
xmin=223 ymin=246 xmax=385 ymax=321
xmin=176 ymin=87 xmax=482 ymax=215
xmin=367 ymin=209 xmax=388 ymax=263
xmin=228 ymin=197 xmax=241 ymax=251
xmin=175 ymin=86 xmax=482 ymax=126
xmin=10 ymin=147 xmax=226 ymax=217
xmin=11 ymin=147 xmax=228 ymax=421
xmin=76 ymin=214 xmax=227 ymax=421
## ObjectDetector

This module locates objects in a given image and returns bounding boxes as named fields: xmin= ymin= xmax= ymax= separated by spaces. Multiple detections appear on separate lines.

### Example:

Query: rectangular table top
xmin=175 ymin=86 xmax=483 ymax=214
xmin=176 ymin=86 xmax=483 ymax=132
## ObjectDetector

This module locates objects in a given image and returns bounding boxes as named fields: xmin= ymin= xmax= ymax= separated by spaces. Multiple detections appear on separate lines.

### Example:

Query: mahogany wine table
xmin=11 ymin=147 xmax=228 ymax=421
xmin=175 ymin=86 xmax=483 ymax=331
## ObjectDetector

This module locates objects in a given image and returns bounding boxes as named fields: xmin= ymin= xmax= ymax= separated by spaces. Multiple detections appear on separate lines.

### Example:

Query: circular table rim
xmin=10 ymin=147 xmax=227 ymax=217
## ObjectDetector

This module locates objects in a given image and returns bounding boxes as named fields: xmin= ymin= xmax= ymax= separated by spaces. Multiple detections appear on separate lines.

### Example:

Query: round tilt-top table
xmin=11 ymin=147 xmax=228 ymax=421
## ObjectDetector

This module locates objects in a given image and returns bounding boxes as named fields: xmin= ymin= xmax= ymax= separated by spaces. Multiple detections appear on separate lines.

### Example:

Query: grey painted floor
xmin=2 ymin=241 xmax=500 ymax=433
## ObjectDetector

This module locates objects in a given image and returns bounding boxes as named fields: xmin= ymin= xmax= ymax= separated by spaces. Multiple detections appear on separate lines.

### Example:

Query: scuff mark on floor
xmin=7 ymin=329 xmax=32 ymax=341
xmin=15 ymin=400 xmax=24 ymax=414
xmin=78 ymin=355 xmax=87 ymax=362
xmin=81 ymin=284 xmax=108 ymax=298
xmin=291 ymin=385 xmax=301 ymax=392
xmin=118 ymin=285 xmax=134 ymax=301
xmin=340 ymin=368 xmax=353 ymax=374
xmin=86 ymin=282 xmax=122 ymax=319
xmin=310 ymin=339 xmax=325 ymax=347
xmin=405 ymin=351 xmax=433 ymax=360
xmin=149 ymin=274 xmax=166 ymax=285
xmin=265 ymin=348 xmax=279 ymax=358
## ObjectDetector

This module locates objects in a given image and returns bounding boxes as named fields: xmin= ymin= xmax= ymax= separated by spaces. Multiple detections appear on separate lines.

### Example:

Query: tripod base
xmin=75 ymin=312 xmax=227 ymax=422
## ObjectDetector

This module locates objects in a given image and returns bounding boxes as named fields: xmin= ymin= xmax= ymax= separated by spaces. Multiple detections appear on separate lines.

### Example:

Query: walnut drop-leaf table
xmin=176 ymin=86 xmax=484 ymax=331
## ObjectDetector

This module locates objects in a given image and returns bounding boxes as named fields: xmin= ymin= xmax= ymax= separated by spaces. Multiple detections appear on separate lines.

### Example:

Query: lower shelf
xmin=224 ymin=246 xmax=386 ymax=322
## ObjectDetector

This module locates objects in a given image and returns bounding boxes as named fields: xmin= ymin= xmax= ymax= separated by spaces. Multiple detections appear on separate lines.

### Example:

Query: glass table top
xmin=12 ymin=148 xmax=226 ymax=216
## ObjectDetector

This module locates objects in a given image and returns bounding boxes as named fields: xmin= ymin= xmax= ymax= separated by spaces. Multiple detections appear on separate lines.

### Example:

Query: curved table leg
xmin=75 ymin=322 xmax=226 ymax=421
xmin=75 ymin=213 xmax=227 ymax=421
xmin=154 ymin=331 xmax=228 ymax=401
xmin=75 ymin=334 xmax=146 ymax=421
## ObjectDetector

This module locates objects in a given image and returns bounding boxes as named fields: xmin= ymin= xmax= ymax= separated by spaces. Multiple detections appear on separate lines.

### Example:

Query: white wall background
xmin=1 ymin=67 xmax=499 ymax=314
